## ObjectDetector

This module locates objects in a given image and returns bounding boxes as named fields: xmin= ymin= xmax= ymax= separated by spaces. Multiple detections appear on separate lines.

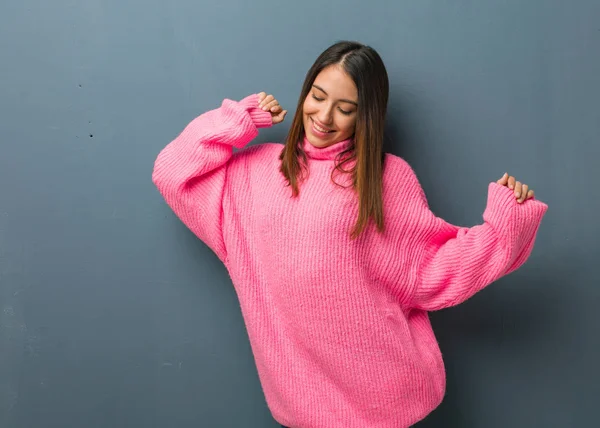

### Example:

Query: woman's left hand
xmin=497 ymin=173 xmax=535 ymax=203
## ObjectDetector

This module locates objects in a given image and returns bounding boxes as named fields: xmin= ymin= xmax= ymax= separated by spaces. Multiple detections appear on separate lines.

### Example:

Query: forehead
xmin=313 ymin=66 xmax=358 ymax=99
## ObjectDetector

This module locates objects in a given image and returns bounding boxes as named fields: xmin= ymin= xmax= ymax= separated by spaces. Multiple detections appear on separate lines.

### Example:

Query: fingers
xmin=263 ymin=99 xmax=280 ymax=112
xmin=258 ymin=94 xmax=274 ymax=109
xmin=257 ymin=92 xmax=286 ymax=124
xmin=527 ymin=189 xmax=535 ymax=200
xmin=514 ymin=181 xmax=522 ymax=201
xmin=257 ymin=93 xmax=284 ymax=114
xmin=272 ymin=110 xmax=287 ymax=124
xmin=258 ymin=95 xmax=277 ymax=111
xmin=507 ymin=175 xmax=516 ymax=190
xmin=497 ymin=172 xmax=508 ymax=185
xmin=498 ymin=172 xmax=535 ymax=203
xmin=518 ymin=184 xmax=528 ymax=203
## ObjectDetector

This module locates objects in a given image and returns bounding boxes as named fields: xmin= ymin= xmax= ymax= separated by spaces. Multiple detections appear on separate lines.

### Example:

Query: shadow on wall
xmin=415 ymin=251 xmax=576 ymax=427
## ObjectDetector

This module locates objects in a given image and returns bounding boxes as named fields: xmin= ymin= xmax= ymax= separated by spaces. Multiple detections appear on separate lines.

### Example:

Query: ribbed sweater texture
xmin=152 ymin=94 xmax=548 ymax=427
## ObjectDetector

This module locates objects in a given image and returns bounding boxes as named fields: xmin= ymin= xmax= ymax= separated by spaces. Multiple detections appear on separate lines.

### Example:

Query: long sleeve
xmin=407 ymin=181 xmax=548 ymax=312
xmin=152 ymin=94 xmax=272 ymax=262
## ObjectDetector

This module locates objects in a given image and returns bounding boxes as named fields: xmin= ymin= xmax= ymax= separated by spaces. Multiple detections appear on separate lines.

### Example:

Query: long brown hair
xmin=279 ymin=41 xmax=389 ymax=239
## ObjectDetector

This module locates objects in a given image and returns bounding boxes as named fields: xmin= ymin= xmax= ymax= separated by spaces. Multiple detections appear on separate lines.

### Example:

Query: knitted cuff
xmin=238 ymin=94 xmax=273 ymax=129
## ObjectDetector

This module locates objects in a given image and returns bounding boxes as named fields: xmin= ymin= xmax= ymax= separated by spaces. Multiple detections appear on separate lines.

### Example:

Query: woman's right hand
xmin=257 ymin=92 xmax=287 ymax=125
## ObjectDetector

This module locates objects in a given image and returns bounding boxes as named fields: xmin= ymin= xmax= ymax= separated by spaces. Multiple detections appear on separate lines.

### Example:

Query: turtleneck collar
xmin=302 ymin=136 xmax=354 ymax=161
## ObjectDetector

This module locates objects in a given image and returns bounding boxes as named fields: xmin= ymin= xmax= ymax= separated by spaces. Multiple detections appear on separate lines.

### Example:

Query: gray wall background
xmin=1 ymin=0 xmax=598 ymax=427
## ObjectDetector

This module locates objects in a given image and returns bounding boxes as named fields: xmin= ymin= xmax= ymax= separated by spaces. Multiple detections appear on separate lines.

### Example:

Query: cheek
xmin=303 ymin=97 xmax=317 ymax=115
xmin=336 ymin=116 xmax=356 ymax=134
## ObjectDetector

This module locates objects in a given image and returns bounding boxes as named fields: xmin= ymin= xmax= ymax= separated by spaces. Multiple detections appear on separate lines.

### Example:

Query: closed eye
xmin=312 ymin=92 xmax=354 ymax=115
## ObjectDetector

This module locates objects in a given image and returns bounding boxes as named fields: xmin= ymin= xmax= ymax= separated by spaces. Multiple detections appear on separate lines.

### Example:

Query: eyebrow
xmin=312 ymin=84 xmax=358 ymax=106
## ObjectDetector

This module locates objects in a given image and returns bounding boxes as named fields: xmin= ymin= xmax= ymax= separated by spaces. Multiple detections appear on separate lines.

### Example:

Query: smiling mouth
xmin=311 ymin=117 xmax=334 ymax=133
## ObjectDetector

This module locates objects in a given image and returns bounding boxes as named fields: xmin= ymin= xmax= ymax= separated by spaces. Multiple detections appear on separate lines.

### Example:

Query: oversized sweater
xmin=152 ymin=94 xmax=548 ymax=428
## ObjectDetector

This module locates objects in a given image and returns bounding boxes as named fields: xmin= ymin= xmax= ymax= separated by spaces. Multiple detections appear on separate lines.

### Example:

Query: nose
xmin=317 ymin=103 xmax=334 ymax=125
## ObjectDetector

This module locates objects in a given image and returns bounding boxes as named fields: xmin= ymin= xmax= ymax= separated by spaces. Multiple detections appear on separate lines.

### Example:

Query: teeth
xmin=313 ymin=121 xmax=331 ymax=133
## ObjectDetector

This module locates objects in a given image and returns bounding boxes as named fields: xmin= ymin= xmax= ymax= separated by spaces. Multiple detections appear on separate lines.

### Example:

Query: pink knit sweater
xmin=152 ymin=94 xmax=548 ymax=428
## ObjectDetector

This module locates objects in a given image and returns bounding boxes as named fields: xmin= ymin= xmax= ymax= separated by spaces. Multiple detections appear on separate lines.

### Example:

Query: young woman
xmin=152 ymin=41 xmax=547 ymax=428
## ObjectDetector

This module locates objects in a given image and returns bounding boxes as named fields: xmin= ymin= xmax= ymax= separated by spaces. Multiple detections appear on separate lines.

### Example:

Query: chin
xmin=305 ymin=135 xmax=330 ymax=148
